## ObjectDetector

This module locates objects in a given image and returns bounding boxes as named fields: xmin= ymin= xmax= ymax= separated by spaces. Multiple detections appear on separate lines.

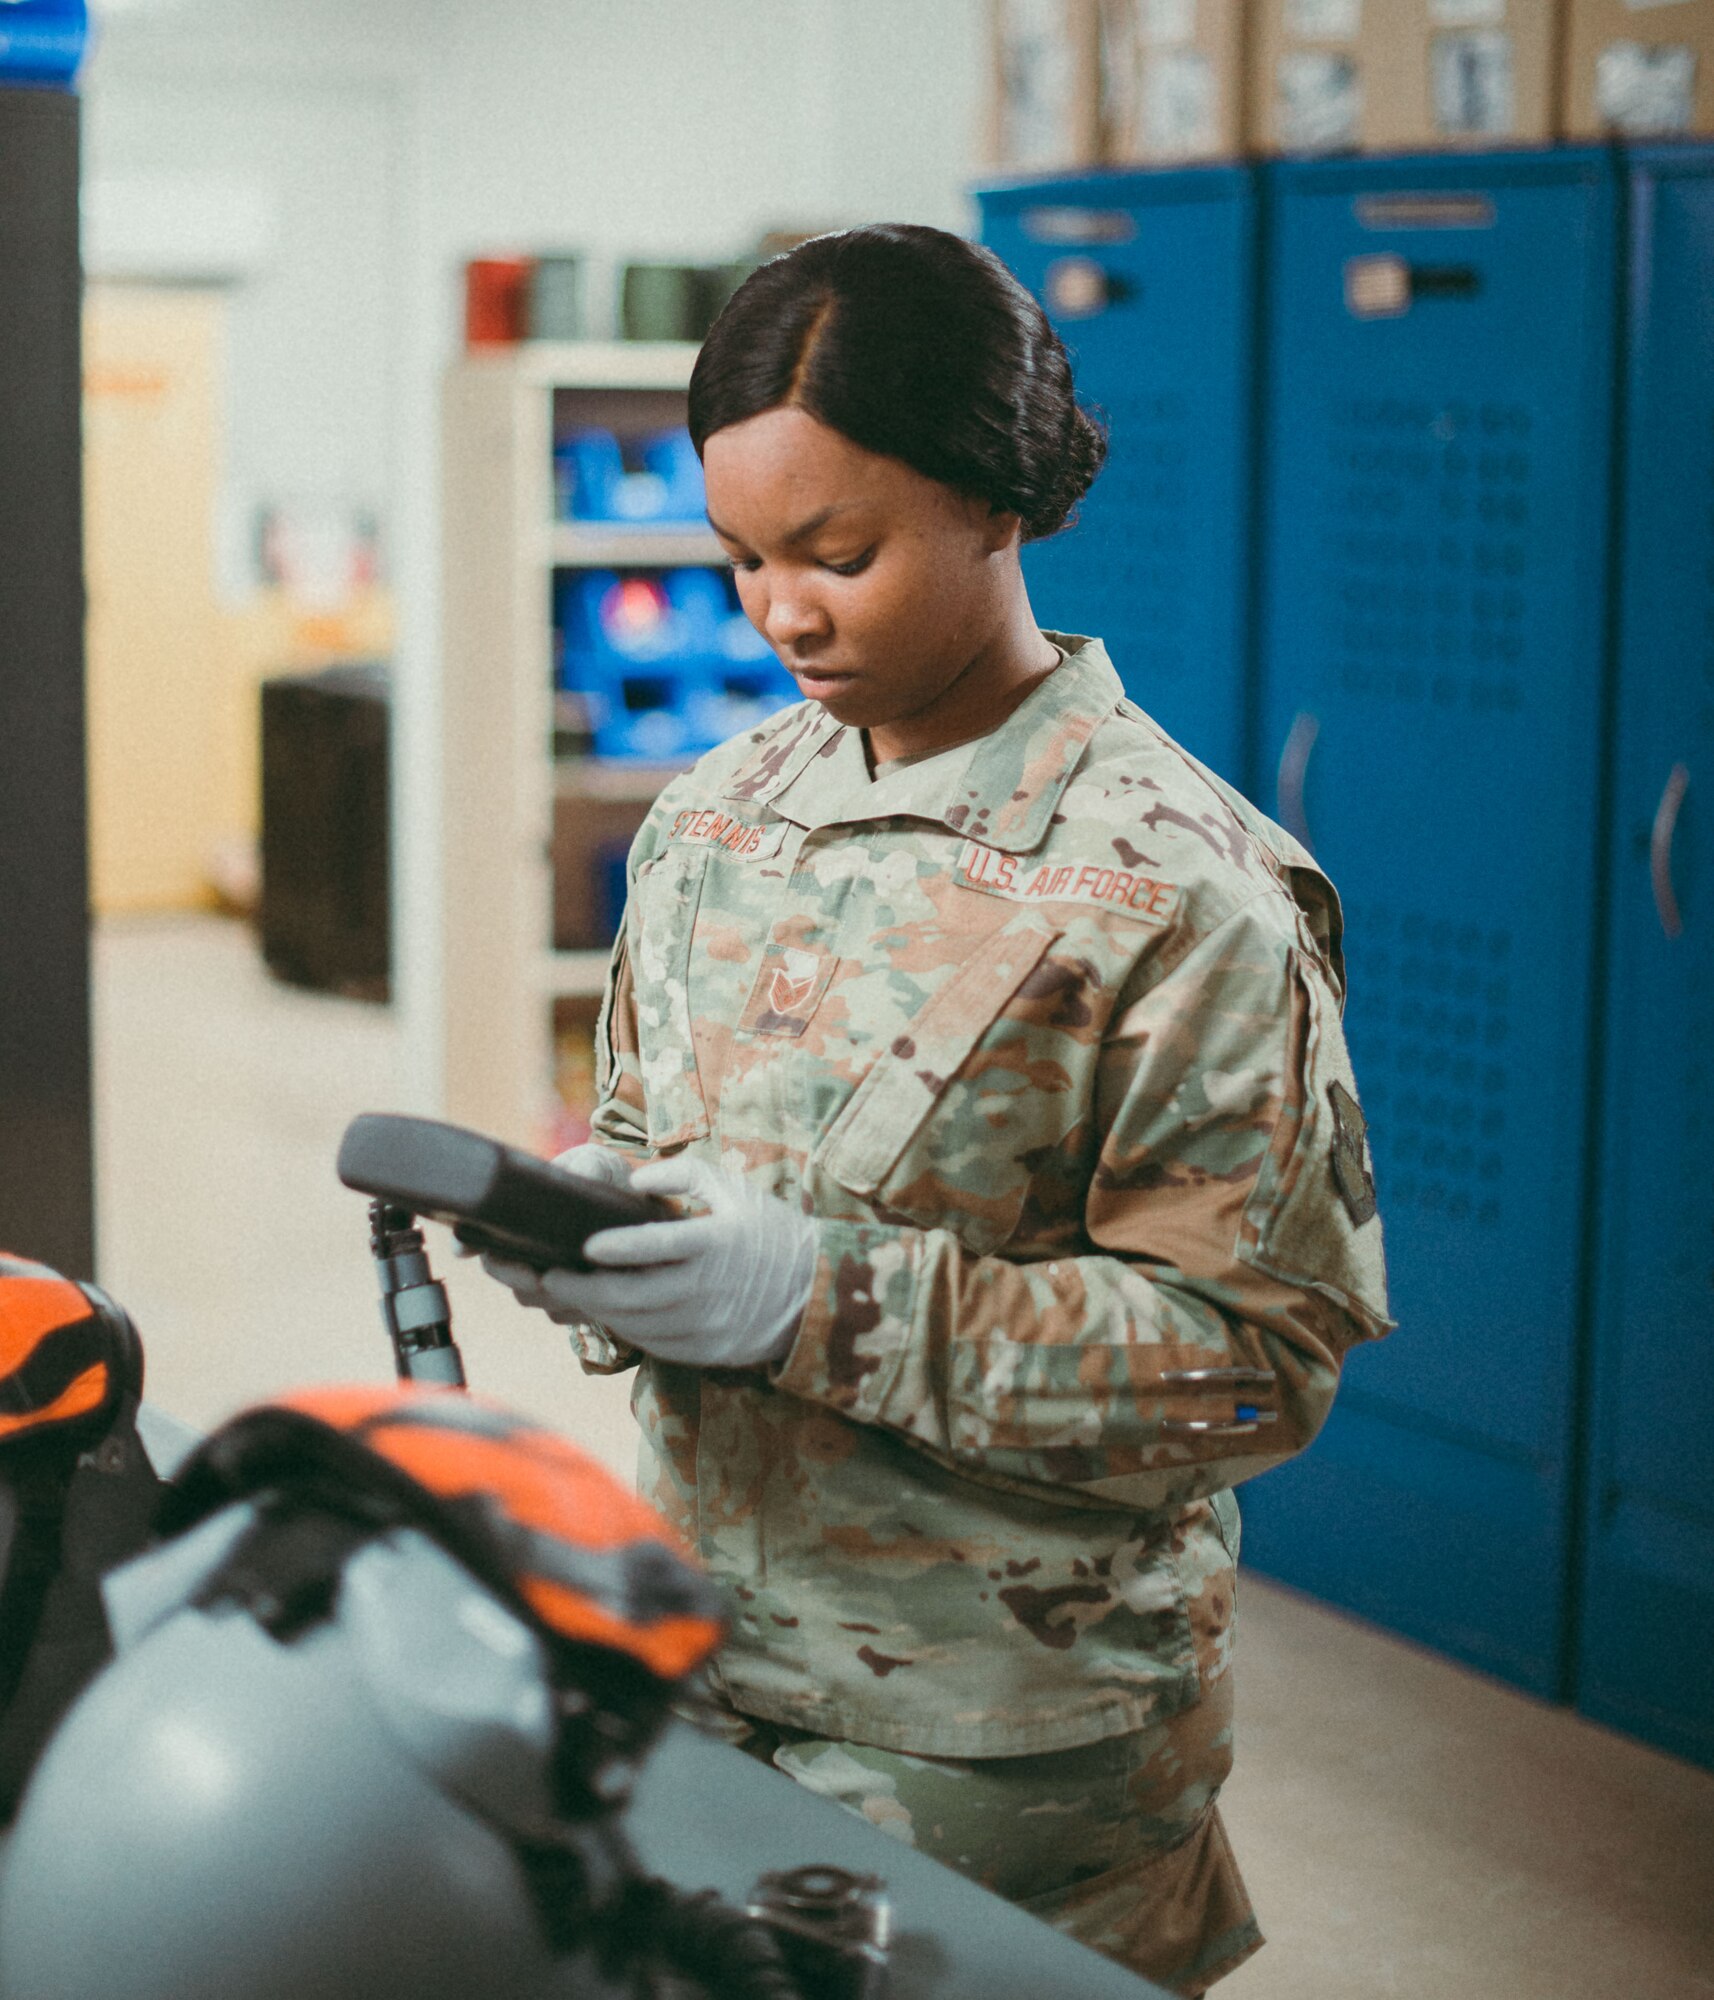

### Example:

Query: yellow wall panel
xmin=83 ymin=285 xmax=229 ymax=914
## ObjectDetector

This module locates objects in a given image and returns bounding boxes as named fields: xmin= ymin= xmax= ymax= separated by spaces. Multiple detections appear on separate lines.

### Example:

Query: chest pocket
xmin=813 ymin=910 xmax=1063 ymax=1255
xmin=628 ymin=846 xmax=711 ymax=1150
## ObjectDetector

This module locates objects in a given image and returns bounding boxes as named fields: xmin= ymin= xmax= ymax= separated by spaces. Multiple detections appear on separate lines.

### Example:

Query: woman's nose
xmin=763 ymin=586 xmax=831 ymax=649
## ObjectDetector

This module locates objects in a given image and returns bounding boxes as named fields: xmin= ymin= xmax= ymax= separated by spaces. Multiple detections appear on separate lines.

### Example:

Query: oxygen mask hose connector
xmin=369 ymin=1200 xmax=466 ymax=1387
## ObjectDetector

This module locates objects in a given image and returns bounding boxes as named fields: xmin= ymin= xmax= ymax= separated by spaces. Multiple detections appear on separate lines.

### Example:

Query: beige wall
xmin=84 ymin=284 xmax=232 ymax=914
xmin=85 ymin=285 xmax=399 ymax=916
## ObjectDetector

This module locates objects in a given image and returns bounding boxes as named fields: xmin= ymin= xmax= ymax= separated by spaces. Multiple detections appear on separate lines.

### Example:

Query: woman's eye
xmin=726 ymin=556 xmax=762 ymax=575
xmin=824 ymin=550 xmax=875 ymax=578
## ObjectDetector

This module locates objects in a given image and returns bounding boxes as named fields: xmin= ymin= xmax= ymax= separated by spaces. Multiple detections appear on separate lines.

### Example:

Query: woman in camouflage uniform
xmin=485 ymin=225 xmax=1391 ymax=1996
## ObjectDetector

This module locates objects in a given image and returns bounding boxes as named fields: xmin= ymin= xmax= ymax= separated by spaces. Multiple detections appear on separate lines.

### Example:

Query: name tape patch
xmin=668 ymin=808 xmax=783 ymax=860
xmin=956 ymin=841 xmax=1182 ymax=924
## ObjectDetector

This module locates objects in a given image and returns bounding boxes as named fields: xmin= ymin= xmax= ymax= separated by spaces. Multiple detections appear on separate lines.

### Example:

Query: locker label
xmin=1354 ymin=192 xmax=1496 ymax=230
xmin=1020 ymin=206 xmax=1138 ymax=245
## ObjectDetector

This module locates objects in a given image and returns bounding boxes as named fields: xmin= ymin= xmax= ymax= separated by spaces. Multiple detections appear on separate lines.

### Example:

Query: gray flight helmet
xmin=0 ymin=1509 xmax=625 ymax=2000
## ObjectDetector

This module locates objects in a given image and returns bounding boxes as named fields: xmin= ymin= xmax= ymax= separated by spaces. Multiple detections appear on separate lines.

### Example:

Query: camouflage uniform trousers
xmin=707 ymin=1660 xmax=1262 ymax=1997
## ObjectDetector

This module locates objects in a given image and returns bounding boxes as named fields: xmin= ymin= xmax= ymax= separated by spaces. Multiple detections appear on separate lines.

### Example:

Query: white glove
xmin=483 ymin=1155 xmax=816 ymax=1370
xmin=549 ymin=1143 xmax=634 ymax=1190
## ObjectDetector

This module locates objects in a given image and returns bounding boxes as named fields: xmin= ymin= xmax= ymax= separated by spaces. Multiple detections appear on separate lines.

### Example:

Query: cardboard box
xmin=1249 ymin=0 xmax=1564 ymax=155
xmin=1100 ymin=0 xmax=1248 ymax=163
xmin=987 ymin=0 xmax=1104 ymax=172
xmin=1563 ymin=0 xmax=1714 ymax=137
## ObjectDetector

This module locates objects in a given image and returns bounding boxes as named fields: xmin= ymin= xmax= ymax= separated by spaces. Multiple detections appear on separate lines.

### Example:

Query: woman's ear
xmin=981 ymin=504 xmax=1024 ymax=555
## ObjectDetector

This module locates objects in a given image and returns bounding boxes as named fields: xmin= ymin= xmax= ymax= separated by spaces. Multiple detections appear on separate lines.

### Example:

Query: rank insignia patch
xmin=1328 ymin=1080 xmax=1378 ymax=1226
xmin=739 ymin=943 xmax=838 ymax=1039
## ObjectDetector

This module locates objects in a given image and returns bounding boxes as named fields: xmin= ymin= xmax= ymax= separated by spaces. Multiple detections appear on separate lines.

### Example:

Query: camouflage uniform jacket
xmin=586 ymin=634 xmax=1391 ymax=1758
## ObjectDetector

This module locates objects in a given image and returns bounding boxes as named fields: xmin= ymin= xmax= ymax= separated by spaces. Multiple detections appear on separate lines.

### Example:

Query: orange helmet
xmin=0 ymin=1256 xmax=157 ymax=1823
xmin=162 ymin=1383 xmax=724 ymax=1688
xmin=0 ymin=1253 xmax=144 ymax=1449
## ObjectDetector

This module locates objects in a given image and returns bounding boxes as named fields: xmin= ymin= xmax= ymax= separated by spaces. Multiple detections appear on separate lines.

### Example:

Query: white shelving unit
xmin=440 ymin=341 xmax=705 ymax=1146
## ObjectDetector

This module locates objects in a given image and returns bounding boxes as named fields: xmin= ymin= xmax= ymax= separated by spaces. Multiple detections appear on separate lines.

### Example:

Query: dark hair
xmin=688 ymin=224 xmax=1106 ymax=543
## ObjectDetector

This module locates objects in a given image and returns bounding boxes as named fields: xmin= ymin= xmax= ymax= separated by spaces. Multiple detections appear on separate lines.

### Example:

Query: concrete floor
xmin=93 ymin=913 xmax=1714 ymax=1999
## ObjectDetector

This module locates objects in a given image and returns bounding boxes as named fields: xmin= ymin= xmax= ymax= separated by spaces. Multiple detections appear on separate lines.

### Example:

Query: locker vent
xmin=1345 ymin=903 xmax=1511 ymax=1229
xmin=1062 ymin=389 xmax=1192 ymax=684
xmin=1324 ymin=397 xmax=1533 ymax=717
xmin=1701 ymin=403 xmax=1714 ymax=733
xmin=1681 ymin=1044 xmax=1711 ymax=1286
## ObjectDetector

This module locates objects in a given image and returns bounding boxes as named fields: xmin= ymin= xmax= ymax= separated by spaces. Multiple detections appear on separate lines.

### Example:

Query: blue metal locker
xmin=1240 ymin=152 xmax=1621 ymax=1696
xmin=1578 ymin=144 xmax=1714 ymax=1771
xmin=978 ymin=168 xmax=1257 ymax=783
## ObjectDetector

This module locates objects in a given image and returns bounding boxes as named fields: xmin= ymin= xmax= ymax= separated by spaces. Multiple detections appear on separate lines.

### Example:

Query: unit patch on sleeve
xmin=1328 ymin=1080 xmax=1378 ymax=1226
xmin=956 ymin=839 xmax=1182 ymax=924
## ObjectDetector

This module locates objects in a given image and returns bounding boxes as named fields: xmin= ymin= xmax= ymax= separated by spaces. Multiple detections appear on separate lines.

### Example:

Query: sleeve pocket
xmin=1239 ymin=949 xmax=1393 ymax=1343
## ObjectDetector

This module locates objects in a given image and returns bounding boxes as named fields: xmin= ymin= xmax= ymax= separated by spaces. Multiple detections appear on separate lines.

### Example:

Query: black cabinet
xmin=0 ymin=86 xmax=91 ymax=1278
xmin=259 ymin=666 xmax=391 ymax=1001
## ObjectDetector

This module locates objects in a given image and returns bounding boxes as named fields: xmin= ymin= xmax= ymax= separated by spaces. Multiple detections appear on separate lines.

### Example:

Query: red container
xmin=464 ymin=257 xmax=535 ymax=347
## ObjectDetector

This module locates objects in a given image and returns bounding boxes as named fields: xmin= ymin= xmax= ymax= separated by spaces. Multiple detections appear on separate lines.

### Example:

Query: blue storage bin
xmin=554 ymin=426 xmax=706 ymax=525
xmin=556 ymin=567 xmax=794 ymax=760
xmin=0 ymin=0 xmax=87 ymax=86
xmin=555 ymin=432 xmax=624 ymax=523
xmin=596 ymin=845 xmax=631 ymax=941
xmin=641 ymin=428 xmax=708 ymax=522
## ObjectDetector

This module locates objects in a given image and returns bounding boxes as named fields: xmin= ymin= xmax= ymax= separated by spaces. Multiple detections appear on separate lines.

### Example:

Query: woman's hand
xmin=550 ymin=1142 xmax=635 ymax=1190
xmin=481 ymin=1155 xmax=817 ymax=1370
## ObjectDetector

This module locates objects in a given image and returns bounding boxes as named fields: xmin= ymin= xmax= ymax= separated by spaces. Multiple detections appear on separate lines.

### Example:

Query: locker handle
xmin=1277 ymin=711 xmax=1320 ymax=855
xmin=1409 ymin=264 xmax=1481 ymax=301
xmin=1650 ymin=762 xmax=1690 ymax=941
xmin=1043 ymin=256 xmax=1135 ymax=319
xmin=1344 ymin=256 xmax=1480 ymax=319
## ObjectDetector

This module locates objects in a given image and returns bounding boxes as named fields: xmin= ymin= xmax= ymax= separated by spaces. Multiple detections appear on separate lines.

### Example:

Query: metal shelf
xmin=542 ymin=949 xmax=612 ymax=1000
xmin=547 ymin=522 xmax=724 ymax=569
xmin=554 ymin=757 xmax=689 ymax=804
xmin=442 ymin=340 xmax=702 ymax=1146
xmin=459 ymin=339 xmax=703 ymax=390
